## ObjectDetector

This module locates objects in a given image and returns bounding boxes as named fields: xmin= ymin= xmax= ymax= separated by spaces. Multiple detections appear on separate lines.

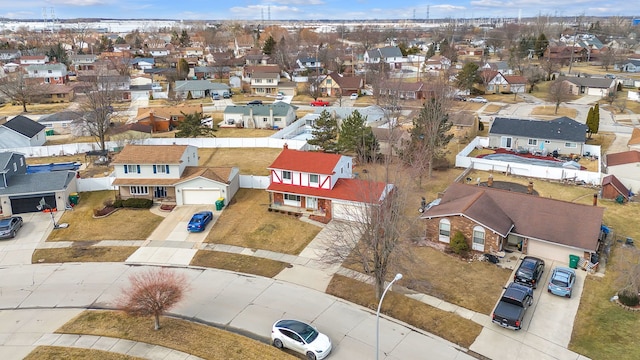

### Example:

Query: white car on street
xmin=271 ymin=319 xmax=332 ymax=360
xmin=350 ymin=93 xmax=358 ymax=100
xmin=469 ymin=96 xmax=488 ymax=103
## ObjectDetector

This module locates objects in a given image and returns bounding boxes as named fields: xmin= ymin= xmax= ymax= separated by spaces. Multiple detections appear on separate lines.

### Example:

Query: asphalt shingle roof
xmin=489 ymin=117 xmax=586 ymax=143
xmin=0 ymin=171 xmax=76 ymax=195
xmin=2 ymin=115 xmax=46 ymax=138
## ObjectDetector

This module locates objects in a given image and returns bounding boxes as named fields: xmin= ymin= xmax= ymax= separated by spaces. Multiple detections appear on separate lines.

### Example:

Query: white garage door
xmin=332 ymin=201 xmax=366 ymax=222
xmin=182 ymin=189 xmax=220 ymax=205
xmin=527 ymin=240 xmax=581 ymax=264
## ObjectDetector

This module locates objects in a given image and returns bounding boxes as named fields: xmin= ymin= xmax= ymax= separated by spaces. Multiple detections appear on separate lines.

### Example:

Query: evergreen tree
xmin=455 ymin=62 xmax=480 ymax=93
xmin=426 ymin=42 xmax=436 ymax=58
xmin=534 ymin=33 xmax=549 ymax=59
xmin=175 ymin=112 xmax=217 ymax=138
xmin=338 ymin=110 xmax=379 ymax=162
xmin=262 ymin=35 xmax=276 ymax=55
xmin=179 ymin=30 xmax=190 ymax=47
xmin=46 ymin=43 xmax=69 ymax=66
xmin=307 ymin=110 xmax=339 ymax=153
xmin=586 ymin=104 xmax=600 ymax=139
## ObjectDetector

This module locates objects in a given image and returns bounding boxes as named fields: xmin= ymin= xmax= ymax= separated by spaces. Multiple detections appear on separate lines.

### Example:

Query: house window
xmin=263 ymin=117 xmax=268 ymax=122
xmin=500 ymin=137 xmax=512 ymax=148
xmin=309 ymin=174 xmax=319 ymax=185
xmin=153 ymin=165 xmax=169 ymax=174
xmin=327 ymin=79 xmax=332 ymax=85
xmin=565 ymin=142 xmax=577 ymax=148
xmin=284 ymin=194 xmax=301 ymax=201
xmin=472 ymin=226 xmax=485 ymax=251
xmin=19 ymin=158 xmax=24 ymax=166
xmin=130 ymin=186 xmax=149 ymax=195
xmin=282 ymin=171 xmax=292 ymax=180
xmin=439 ymin=219 xmax=451 ymax=243
xmin=13 ymin=163 xmax=17 ymax=171
xmin=124 ymin=165 xmax=140 ymax=174
xmin=528 ymin=139 xmax=538 ymax=146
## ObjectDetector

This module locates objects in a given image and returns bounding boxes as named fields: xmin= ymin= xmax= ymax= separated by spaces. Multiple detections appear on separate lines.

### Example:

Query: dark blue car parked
xmin=187 ymin=211 xmax=213 ymax=232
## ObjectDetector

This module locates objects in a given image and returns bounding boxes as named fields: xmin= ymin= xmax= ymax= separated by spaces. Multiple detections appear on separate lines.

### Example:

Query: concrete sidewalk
xmin=0 ymin=263 xmax=474 ymax=360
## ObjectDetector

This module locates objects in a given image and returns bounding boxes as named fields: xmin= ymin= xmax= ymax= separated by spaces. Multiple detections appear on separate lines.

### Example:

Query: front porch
xmin=268 ymin=202 xmax=326 ymax=217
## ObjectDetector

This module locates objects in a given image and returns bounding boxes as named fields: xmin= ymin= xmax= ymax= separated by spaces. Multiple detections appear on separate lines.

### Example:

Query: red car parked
xmin=310 ymin=99 xmax=330 ymax=106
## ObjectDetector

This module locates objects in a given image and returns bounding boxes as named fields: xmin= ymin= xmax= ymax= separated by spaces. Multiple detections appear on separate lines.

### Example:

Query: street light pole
xmin=376 ymin=273 xmax=402 ymax=360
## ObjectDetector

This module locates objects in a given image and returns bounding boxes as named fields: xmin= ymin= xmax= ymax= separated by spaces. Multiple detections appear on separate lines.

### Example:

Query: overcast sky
xmin=0 ymin=0 xmax=634 ymax=21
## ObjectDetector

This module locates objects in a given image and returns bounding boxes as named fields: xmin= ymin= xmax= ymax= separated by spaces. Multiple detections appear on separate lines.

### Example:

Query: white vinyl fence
xmin=456 ymin=137 xmax=602 ymax=185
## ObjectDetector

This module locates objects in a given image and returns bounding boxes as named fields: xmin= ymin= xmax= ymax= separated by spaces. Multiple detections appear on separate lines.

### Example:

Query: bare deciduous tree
xmin=0 ymin=72 xmax=47 ymax=112
xmin=75 ymin=71 xmax=125 ymax=150
xmin=547 ymin=79 xmax=573 ymax=115
xmin=117 ymin=268 xmax=188 ymax=330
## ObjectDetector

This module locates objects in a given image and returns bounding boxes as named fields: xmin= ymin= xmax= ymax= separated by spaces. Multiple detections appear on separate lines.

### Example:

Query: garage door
xmin=332 ymin=201 xmax=366 ymax=222
xmin=182 ymin=189 xmax=220 ymax=205
xmin=10 ymin=194 xmax=56 ymax=214
xmin=527 ymin=240 xmax=580 ymax=264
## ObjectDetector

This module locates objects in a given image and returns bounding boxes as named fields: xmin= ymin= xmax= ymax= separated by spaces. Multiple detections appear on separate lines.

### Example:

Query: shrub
xmin=114 ymin=199 xmax=124 ymax=208
xmin=618 ymin=288 xmax=640 ymax=307
xmin=450 ymin=231 xmax=469 ymax=255
xmin=123 ymin=198 xmax=153 ymax=209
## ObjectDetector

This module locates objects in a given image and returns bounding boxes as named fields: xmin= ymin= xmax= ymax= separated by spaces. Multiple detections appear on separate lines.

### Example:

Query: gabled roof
xmin=602 ymin=175 xmax=629 ymax=200
xmin=504 ymin=75 xmax=526 ymax=84
xmin=268 ymin=148 xmax=343 ymax=175
xmin=174 ymin=80 xmax=229 ymax=91
xmin=224 ymin=103 xmax=296 ymax=117
xmin=111 ymin=145 xmax=191 ymax=164
xmin=489 ymin=117 xmax=586 ymax=143
xmin=109 ymin=123 xmax=153 ymax=135
xmin=267 ymin=177 xmax=391 ymax=203
xmin=606 ymin=150 xmax=640 ymax=166
xmin=378 ymin=46 xmax=403 ymax=58
xmin=135 ymin=104 xmax=203 ymax=121
xmin=2 ymin=115 xmax=45 ymax=138
xmin=39 ymin=111 xmax=84 ymax=123
xmin=0 ymin=171 xmax=76 ymax=195
xmin=422 ymin=183 xmax=604 ymax=251
xmin=25 ymin=63 xmax=67 ymax=72
xmin=327 ymin=72 xmax=362 ymax=90
xmin=559 ymin=76 xmax=614 ymax=89
xmin=0 ymin=152 xmax=20 ymax=172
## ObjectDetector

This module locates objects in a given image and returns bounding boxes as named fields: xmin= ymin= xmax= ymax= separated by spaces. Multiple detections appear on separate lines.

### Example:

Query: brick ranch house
xmin=421 ymin=182 xmax=605 ymax=263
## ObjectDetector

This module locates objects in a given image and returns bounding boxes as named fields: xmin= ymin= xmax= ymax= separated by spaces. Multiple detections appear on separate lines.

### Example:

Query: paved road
xmin=0 ymin=263 xmax=474 ymax=360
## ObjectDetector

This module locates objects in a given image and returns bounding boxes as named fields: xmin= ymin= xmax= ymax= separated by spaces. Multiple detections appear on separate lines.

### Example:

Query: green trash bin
xmin=69 ymin=193 xmax=80 ymax=205
xmin=215 ymin=198 xmax=225 ymax=211
xmin=569 ymin=255 xmax=580 ymax=269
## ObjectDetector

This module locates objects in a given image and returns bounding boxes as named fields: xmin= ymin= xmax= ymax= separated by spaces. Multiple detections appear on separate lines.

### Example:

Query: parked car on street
xmin=247 ymin=100 xmax=263 ymax=105
xmin=468 ymin=96 xmax=488 ymax=103
xmin=349 ymin=93 xmax=358 ymax=100
xmin=271 ymin=319 xmax=332 ymax=360
xmin=275 ymin=93 xmax=284 ymax=100
xmin=187 ymin=211 xmax=213 ymax=232
xmin=491 ymin=282 xmax=534 ymax=330
xmin=310 ymin=99 xmax=330 ymax=107
xmin=453 ymin=95 xmax=467 ymax=101
xmin=514 ymin=256 xmax=545 ymax=288
xmin=0 ymin=216 xmax=23 ymax=239
xmin=548 ymin=267 xmax=576 ymax=298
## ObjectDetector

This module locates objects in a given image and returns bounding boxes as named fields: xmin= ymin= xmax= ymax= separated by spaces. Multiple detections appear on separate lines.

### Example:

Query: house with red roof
xmin=266 ymin=147 xmax=393 ymax=222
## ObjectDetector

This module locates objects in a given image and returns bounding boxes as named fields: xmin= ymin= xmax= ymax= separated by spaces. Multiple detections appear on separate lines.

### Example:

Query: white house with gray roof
xmin=488 ymin=116 xmax=587 ymax=156
xmin=223 ymin=103 xmax=297 ymax=129
xmin=174 ymin=80 xmax=229 ymax=99
xmin=559 ymin=76 xmax=615 ymax=97
xmin=363 ymin=46 xmax=405 ymax=69
xmin=25 ymin=63 xmax=68 ymax=84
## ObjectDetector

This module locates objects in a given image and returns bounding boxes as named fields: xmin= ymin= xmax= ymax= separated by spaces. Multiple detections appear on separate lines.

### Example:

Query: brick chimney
xmin=593 ymin=193 xmax=598 ymax=206
xmin=527 ymin=181 xmax=534 ymax=194
xmin=283 ymin=143 xmax=288 ymax=149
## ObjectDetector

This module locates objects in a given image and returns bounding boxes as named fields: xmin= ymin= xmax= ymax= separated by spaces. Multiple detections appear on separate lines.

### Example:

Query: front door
xmin=500 ymin=136 xmax=512 ymax=149
xmin=306 ymin=197 xmax=318 ymax=210
xmin=154 ymin=186 xmax=167 ymax=198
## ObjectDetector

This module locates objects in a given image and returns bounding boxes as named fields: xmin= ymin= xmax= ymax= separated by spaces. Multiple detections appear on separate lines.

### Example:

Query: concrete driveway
xmin=145 ymin=205 xmax=217 ymax=243
xmin=125 ymin=205 xmax=219 ymax=266
xmin=470 ymin=258 xmax=588 ymax=360
xmin=0 ymin=212 xmax=61 ymax=266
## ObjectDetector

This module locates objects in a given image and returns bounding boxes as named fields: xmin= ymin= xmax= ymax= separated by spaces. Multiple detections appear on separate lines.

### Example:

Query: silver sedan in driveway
xmin=0 ymin=216 xmax=23 ymax=239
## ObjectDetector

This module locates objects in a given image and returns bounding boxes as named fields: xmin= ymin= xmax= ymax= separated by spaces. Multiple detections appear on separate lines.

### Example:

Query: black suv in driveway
xmin=514 ymin=256 xmax=545 ymax=288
